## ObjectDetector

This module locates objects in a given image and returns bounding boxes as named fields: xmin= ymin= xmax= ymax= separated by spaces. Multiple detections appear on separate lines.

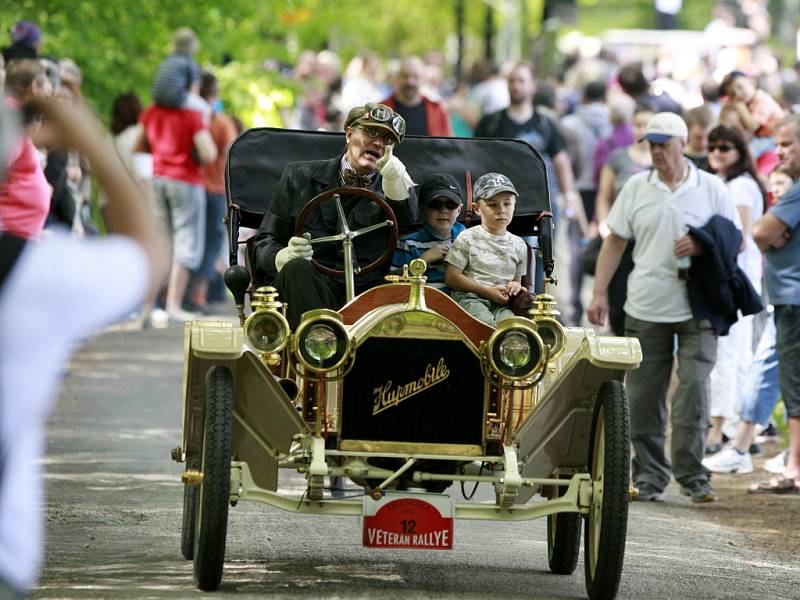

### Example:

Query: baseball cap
xmin=473 ymin=172 xmax=518 ymax=201
xmin=344 ymin=103 xmax=406 ymax=144
xmin=419 ymin=173 xmax=463 ymax=208
xmin=641 ymin=112 xmax=688 ymax=144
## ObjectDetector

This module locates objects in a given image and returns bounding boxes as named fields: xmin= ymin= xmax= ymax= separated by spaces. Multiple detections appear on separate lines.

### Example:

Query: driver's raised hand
xmin=275 ymin=235 xmax=313 ymax=272
xmin=376 ymin=144 xmax=415 ymax=201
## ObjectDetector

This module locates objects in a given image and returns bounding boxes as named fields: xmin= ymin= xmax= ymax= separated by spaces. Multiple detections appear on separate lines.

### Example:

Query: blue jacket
xmin=392 ymin=222 xmax=466 ymax=285
xmin=687 ymin=215 xmax=763 ymax=335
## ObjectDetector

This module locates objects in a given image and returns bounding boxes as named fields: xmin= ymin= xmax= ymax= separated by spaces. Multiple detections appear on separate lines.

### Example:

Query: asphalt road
xmin=33 ymin=325 xmax=800 ymax=600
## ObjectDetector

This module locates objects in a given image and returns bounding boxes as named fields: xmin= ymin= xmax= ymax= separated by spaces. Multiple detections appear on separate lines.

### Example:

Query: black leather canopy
xmin=225 ymin=128 xmax=551 ymax=236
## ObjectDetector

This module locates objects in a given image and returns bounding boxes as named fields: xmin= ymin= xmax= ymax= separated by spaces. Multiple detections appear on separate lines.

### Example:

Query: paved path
xmin=33 ymin=326 xmax=800 ymax=599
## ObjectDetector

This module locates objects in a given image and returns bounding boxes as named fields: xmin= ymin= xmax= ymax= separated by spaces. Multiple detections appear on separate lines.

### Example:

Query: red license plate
xmin=363 ymin=493 xmax=453 ymax=550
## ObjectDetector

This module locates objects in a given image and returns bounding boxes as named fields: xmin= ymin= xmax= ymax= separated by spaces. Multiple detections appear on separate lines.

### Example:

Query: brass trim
xmin=350 ymin=309 xmax=482 ymax=356
xmin=339 ymin=439 xmax=483 ymax=456
xmin=244 ymin=309 xmax=290 ymax=354
xmin=181 ymin=469 xmax=204 ymax=485
xmin=485 ymin=317 xmax=546 ymax=380
xmin=531 ymin=316 xmax=566 ymax=361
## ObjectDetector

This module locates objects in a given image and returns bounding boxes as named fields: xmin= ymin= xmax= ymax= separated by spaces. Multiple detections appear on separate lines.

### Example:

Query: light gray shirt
xmin=445 ymin=224 xmax=528 ymax=288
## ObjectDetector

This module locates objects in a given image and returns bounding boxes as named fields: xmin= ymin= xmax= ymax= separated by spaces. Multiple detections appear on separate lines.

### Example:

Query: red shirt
xmin=0 ymin=98 xmax=50 ymax=239
xmin=140 ymin=106 xmax=205 ymax=185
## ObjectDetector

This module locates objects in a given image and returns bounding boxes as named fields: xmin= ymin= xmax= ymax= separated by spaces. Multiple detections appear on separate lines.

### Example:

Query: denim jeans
xmin=739 ymin=315 xmax=781 ymax=425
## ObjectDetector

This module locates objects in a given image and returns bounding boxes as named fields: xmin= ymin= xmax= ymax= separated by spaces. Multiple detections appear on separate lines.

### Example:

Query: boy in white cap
xmin=445 ymin=172 xmax=528 ymax=326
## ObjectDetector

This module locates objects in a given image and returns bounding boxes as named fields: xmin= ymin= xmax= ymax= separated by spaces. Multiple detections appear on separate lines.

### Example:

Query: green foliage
xmin=574 ymin=0 xmax=718 ymax=35
xmin=1 ymin=0 xmax=720 ymax=125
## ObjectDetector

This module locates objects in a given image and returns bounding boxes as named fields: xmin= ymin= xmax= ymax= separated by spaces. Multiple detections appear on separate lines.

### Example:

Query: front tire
xmin=193 ymin=366 xmax=234 ymax=591
xmin=584 ymin=380 xmax=630 ymax=600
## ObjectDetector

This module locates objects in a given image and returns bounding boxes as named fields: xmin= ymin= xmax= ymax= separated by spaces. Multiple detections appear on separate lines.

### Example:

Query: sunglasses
xmin=426 ymin=200 xmax=460 ymax=210
xmin=355 ymin=125 xmax=396 ymax=146
xmin=708 ymin=143 xmax=735 ymax=153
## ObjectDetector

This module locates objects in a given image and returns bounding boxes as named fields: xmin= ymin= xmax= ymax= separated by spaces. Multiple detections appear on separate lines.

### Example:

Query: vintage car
xmin=173 ymin=129 xmax=642 ymax=599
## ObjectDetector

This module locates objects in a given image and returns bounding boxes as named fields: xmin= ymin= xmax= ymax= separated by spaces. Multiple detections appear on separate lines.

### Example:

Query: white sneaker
xmin=148 ymin=308 xmax=170 ymax=329
xmin=764 ymin=449 xmax=789 ymax=474
xmin=702 ymin=447 xmax=754 ymax=474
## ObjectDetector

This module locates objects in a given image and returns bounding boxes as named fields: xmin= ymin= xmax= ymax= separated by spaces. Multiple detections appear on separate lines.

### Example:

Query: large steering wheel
xmin=295 ymin=187 xmax=398 ymax=279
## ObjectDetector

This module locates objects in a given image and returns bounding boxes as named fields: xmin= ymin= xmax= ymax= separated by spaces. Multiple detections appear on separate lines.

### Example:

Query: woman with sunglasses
xmin=251 ymin=103 xmax=419 ymax=328
xmin=704 ymin=124 xmax=767 ymax=455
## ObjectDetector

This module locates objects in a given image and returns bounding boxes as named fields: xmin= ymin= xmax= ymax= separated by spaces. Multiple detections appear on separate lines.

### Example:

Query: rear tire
xmin=180 ymin=456 xmax=199 ymax=560
xmin=584 ymin=380 xmax=630 ymax=600
xmin=193 ymin=366 xmax=234 ymax=591
xmin=547 ymin=506 xmax=581 ymax=574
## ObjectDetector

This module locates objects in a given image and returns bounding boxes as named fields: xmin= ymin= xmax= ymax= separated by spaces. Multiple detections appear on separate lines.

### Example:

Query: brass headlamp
xmin=243 ymin=286 xmax=290 ymax=354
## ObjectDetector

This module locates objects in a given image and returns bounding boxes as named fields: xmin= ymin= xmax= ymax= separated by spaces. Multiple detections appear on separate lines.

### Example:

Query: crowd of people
xmin=1 ymin=8 xmax=800 ymax=596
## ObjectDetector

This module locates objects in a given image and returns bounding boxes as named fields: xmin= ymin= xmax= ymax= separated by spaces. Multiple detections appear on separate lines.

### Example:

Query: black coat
xmin=252 ymin=156 xmax=418 ymax=286
xmin=687 ymin=215 xmax=763 ymax=335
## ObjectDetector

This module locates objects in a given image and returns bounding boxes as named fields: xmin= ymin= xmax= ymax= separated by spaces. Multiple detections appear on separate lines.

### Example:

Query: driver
xmin=252 ymin=103 xmax=418 ymax=327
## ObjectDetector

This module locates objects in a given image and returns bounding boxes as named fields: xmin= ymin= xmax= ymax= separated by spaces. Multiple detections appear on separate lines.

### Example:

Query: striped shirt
xmin=152 ymin=52 xmax=200 ymax=108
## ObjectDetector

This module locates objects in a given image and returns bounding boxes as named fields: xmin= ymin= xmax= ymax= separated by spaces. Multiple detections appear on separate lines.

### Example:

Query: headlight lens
xmin=304 ymin=324 xmax=338 ymax=362
xmin=498 ymin=331 xmax=531 ymax=369
xmin=244 ymin=310 xmax=289 ymax=353
xmin=487 ymin=321 xmax=545 ymax=380
xmin=294 ymin=311 xmax=352 ymax=372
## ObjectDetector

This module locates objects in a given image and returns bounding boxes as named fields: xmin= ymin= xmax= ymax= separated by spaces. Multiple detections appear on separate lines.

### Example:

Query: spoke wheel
xmin=180 ymin=456 xmax=199 ymax=560
xmin=546 ymin=482 xmax=582 ymax=574
xmin=295 ymin=186 xmax=398 ymax=277
xmin=193 ymin=366 xmax=234 ymax=591
xmin=584 ymin=380 xmax=630 ymax=600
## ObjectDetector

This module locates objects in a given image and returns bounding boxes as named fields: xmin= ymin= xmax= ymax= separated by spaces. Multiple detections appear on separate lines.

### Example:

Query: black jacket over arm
xmin=252 ymin=156 xmax=418 ymax=287
xmin=687 ymin=215 xmax=763 ymax=335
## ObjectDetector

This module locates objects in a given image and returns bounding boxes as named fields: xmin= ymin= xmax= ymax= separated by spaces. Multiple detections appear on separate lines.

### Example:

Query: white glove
xmin=275 ymin=235 xmax=313 ymax=272
xmin=376 ymin=144 xmax=415 ymax=201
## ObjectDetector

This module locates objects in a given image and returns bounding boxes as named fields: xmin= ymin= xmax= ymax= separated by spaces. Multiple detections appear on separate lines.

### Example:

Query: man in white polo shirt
xmin=587 ymin=112 xmax=739 ymax=504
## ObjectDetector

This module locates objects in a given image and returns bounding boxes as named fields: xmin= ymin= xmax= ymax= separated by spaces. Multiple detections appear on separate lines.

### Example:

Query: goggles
xmin=361 ymin=102 xmax=406 ymax=141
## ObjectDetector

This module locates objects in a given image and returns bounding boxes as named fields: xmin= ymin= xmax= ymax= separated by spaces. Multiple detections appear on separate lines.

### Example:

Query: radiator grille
xmin=340 ymin=337 xmax=485 ymax=446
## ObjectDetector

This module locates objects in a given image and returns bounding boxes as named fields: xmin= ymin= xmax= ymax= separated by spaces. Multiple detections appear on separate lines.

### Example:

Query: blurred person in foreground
xmin=751 ymin=115 xmax=800 ymax=494
xmin=252 ymin=103 xmax=417 ymax=329
xmin=587 ymin=112 xmax=743 ymax=505
xmin=0 ymin=98 xmax=169 ymax=599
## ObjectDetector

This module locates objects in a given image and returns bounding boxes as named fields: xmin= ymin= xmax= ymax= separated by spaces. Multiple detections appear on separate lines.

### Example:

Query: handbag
xmin=581 ymin=236 xmax=603 ymax=276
